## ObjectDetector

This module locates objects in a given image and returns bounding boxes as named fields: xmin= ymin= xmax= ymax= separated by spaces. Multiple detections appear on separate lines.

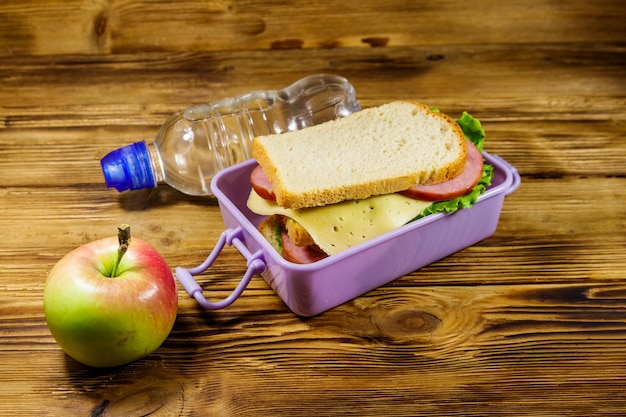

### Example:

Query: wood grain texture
xmin=0 ymin=0 xmax=624 ymax=56
xmin=1 ymin=0 xmax=626 ymax=415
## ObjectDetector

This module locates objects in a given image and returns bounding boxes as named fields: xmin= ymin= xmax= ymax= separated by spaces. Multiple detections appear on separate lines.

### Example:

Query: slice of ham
xmin=251 ymin=165 xmax=276 ymax=202
xmin=399 ymin=140 xmax=484 ymax=201
xmin=280 ymin=228 xmax=328 ymax=264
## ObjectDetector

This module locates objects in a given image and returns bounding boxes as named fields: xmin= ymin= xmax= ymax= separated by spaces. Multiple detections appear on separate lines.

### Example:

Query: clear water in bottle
xmin=100 ymin=74 xmax=360 ymax=196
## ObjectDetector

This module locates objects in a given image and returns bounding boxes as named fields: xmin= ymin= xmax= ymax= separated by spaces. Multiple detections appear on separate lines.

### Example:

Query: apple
xmin=44 ymin=225 xmax=178 ymax=368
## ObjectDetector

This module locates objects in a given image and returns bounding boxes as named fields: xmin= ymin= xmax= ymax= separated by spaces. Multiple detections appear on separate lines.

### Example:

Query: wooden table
xmin=1 ymin=1 xmax=625 ymax=415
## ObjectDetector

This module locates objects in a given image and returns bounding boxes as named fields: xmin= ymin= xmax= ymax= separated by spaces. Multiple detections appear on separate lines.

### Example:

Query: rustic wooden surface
xmin=1 ymin=1 xmax=625 ymax=415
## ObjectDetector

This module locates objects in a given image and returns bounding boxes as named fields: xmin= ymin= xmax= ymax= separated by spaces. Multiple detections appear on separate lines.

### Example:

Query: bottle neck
xmin=145 ymin=142 xmax=165 ymax=183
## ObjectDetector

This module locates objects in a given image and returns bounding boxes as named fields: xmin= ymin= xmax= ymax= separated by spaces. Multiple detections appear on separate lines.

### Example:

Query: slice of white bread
xmin=252 ymin=101 xmax=467 ymax=209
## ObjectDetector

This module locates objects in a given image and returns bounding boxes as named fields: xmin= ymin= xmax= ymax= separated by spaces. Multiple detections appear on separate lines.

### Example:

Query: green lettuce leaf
xmin=457 ymin=111 xmax=486 ymax=152
xmin=411 ymin=111 xmax=494 ymax=221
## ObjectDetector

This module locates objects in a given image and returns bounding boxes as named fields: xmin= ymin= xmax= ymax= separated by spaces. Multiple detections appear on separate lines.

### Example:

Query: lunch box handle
xmin=175 ymin=227 xmax=266 ymax=310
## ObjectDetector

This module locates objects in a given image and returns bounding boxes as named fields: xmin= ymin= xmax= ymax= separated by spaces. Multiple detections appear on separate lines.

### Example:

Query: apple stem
xmin=110 ymin=224 xmax=131 ymax=277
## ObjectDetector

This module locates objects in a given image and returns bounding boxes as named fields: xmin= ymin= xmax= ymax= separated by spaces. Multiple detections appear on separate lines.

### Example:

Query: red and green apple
xmin=44 ymin=225 xmax=178 ymax=368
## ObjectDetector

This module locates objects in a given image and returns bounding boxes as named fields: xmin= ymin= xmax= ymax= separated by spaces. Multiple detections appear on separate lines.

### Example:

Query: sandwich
xmin=246 ymin=101 xmax=494 ymax=264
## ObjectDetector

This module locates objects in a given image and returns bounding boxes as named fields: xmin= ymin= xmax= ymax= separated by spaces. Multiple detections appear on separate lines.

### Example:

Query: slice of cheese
xmin=247 ymin=190 xmax=432 ymax=255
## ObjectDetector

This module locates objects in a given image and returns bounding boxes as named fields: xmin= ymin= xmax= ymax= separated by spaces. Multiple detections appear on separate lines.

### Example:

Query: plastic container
xmin=175 ymin=152 xmax=521 ymax=317
xmin=100 ymin=74 xmax=360 ymax=196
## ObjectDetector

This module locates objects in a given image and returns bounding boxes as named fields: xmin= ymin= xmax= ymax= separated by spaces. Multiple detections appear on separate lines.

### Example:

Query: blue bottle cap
xmin=100 ymin=141 xmax=156 ymax=192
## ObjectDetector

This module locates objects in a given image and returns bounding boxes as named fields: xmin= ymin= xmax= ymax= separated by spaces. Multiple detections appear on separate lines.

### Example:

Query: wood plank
xmin=2 ymin=44 xmax=625 ymax=121
xmin=0 ymin=1 xmax=624 ymax=56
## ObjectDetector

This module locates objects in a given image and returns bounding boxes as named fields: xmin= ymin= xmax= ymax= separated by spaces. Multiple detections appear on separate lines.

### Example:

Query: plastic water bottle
xmin=100 ymin=74 xmax=360 ymax=196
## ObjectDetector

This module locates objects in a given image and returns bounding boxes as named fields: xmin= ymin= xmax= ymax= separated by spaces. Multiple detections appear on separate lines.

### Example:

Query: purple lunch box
xmin=176 ymin=152 xmax=521 ymax=316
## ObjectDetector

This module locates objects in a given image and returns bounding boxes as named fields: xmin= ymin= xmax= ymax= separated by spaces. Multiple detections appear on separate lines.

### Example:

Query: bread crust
xmin=253 ymin=101 xmax=467 ymax=209
xmin=258 ymin=215 xmax=283 ymax=254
